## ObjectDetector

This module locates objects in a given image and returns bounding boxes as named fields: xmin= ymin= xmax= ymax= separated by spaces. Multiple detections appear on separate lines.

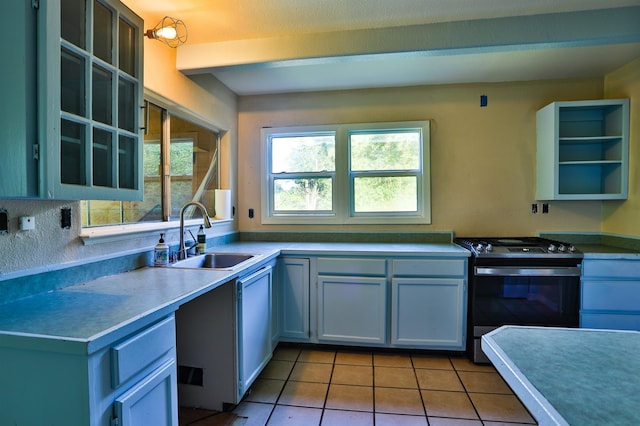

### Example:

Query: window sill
xmin=79 ymin=218 xmax=234 ymax=245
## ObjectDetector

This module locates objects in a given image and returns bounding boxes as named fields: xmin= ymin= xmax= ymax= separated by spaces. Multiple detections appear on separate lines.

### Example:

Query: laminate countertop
xmin=482 ymin=326 xmax=640 ymax=426
xmin=0 ymin=242 xmax=468 ymax=354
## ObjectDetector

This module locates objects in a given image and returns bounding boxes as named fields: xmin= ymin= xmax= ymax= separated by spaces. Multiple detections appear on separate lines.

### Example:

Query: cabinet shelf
xmin=536 ymin=99 xmax=629 ymax=201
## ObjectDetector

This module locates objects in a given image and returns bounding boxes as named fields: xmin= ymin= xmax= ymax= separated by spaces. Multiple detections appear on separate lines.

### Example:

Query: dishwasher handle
xmin=475 ymin=266 xmax=581 ymax=277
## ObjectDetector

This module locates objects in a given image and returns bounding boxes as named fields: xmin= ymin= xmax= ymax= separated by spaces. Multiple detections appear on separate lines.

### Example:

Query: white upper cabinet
xmin=1 ymin=0 xmax=143 ymax=200
xmin=536 ymin=99 xmax=630 ymax=201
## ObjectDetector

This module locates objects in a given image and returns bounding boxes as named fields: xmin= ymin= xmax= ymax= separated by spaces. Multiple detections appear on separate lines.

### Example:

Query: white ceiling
xmin=123 ymin=0 xmax=640 ymax=95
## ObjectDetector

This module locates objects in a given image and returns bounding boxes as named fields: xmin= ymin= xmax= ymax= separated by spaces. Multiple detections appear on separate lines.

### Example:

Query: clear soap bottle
xmin=154 ymin=233 xmax=169 ymax=266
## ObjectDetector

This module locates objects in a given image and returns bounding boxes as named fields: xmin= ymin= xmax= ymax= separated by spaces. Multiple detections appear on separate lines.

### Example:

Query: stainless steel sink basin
xmin=171 ymin=253 xmax=257 ymax=270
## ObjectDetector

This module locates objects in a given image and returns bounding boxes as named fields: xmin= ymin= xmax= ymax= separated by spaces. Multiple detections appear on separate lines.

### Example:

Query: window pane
xmin=271 ymin=135 xmax=335 ymax=173
xmin=61 ymin=48 xmax=86 ymax=116
xmin=118 ymin=77 xmax=135 ymax=132
xmin=93 ymin=0 xmax=113 ymax=64
xmin=119 ymin=18 xmax=136 ymax=76
xmin=92 ymin=64 xmax=112 ymax=124
xmin=350 ymin=132 xmax=420 ymax=171
xmin=61 ymin=0 xmax=86 ymax=48
xmin=274 ymin=178 xmax=332 ymax=211
xmin=93 ymin=128 xmax=113 ymax=187
xmin=61 ymin=119 xmax=86 ymax=185
xmin=118 ymin=135 xmax=136 ymax=189
xmin=354 ymin=176 xmax=417 ymax=212
xmin=169 ymin=115 xmax=219 ymax=219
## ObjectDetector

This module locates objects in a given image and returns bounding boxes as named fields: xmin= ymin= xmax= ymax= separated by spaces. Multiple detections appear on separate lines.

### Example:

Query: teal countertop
xmin=0 ymin=242 xmax=467 ymax=354
xmin=482 ymin=326 xmax=640 ymax=426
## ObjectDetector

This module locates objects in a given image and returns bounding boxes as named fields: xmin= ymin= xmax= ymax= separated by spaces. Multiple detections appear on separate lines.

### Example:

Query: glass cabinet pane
xmin=119 ymin=135 xmax=137 ymax=189
xmin=93 ymin=0 xmax=113 ymax=64
xmin=118 ymin=77 xmax=135 ymax=132
xmin=92 ymin=64 xmax=113 ymax=124
xmin=93 ymin=128 xmax=113 ymax=187
xmin=61 ymin=0 xmax=86 ymax=48
xmin=61 ymin=48 xmax=86 ymax=116
xmin=61 ymin=120 xmax=87 ymax=185
xmin=119 ymin=18 xmax=136 ymax=76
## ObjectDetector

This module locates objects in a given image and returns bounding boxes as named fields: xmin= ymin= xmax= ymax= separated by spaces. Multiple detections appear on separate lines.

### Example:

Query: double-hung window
xmin=262 ymin=121 xmax=430 ymax=224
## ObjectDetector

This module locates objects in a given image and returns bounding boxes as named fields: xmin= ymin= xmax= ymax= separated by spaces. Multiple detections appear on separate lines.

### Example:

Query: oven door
xmin=470 ymin=265 xmax=581 ymax=363
xmin=472 ymin=266 xmax=581 ymax=328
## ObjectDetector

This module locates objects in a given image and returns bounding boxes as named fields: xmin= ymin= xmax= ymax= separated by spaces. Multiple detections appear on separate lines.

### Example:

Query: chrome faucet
xmin=178 ymin=201 xmax=212 ymax=260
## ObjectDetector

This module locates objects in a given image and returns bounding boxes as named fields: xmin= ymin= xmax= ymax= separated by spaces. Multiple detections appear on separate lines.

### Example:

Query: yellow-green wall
xmin=237 ymin=78 xmax=608 ymax=236
xmin=603 ymin=57 xmax=640 ymax=237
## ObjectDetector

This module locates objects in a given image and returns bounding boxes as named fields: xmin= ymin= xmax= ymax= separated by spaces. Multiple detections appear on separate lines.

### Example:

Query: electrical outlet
xmin=248 ymin=208 xmax=254 ymax=219
xmin=542 ymin=203 xmax=549 ymax=214
xmin=531 ymin=203 xmax=538 ymax=214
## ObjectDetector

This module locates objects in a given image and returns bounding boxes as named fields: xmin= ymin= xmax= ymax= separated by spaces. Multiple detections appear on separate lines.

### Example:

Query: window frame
xmin=80 ymin=93 xmax=227 ymax=244
xmin=261 ymin=121 xmax=431 ymax=225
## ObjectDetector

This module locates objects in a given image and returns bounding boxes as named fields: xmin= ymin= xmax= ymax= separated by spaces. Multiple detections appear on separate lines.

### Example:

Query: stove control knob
xmin=558 ymin=244 xmax=567 ymax=252
xmin=568 ymin=245 xmax=576 ymax=252
xmin=475 ymin=244 xmax=484 ymax=252
xmin=485 ymin=243 xmax=493 ymax=252
xmin=548 ymin=244 xmax=557 ymax=252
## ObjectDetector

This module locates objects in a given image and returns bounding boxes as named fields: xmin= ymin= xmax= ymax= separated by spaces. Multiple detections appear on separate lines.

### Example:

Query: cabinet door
xmin=317 ymin=275 xmax=387 ymax=344
xmin=38 ymin=0 xmax=144 ymax=200
xmin=0 ymin=1 xmax=38 ymax=197
xmin=278 ymin=257 xmax=310 ymax=341
xmin=391 ymin=277 xmax=466 ymax=349
xmin=238 ymin=267 xmax=273 ymax=397
xmin=114 ymin=359 xmax=178 ymax=426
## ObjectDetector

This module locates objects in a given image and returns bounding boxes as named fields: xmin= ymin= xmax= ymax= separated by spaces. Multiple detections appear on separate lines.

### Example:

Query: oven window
xmin=472 ymin=275 xmax=579 ymax=327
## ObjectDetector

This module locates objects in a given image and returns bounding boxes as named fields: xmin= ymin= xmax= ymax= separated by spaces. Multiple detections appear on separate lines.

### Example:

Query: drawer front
xmin=582 ymin=260 xmax=640 ymax=279
xmin=581 ymin=280 xmax=640 ymax=311
xmin=392 ymin=258 xmax=466 ymax=277
xmin=317 ymin=257 xmax=386 ymax=276
xmin=580 ymin=313 xmax=640 ymax=331
xmin=112 ymin=315 xmax=176 ymax=388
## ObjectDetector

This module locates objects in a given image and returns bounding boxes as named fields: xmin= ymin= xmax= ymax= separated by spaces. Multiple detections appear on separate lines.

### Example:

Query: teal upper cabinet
xmin=536 ymin=99 xmax=630 ymax=201
xmin=0 ymin=0 xmax=143 ymax=200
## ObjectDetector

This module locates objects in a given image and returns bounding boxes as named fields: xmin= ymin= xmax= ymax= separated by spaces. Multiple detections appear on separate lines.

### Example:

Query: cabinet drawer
xmin=580 ymin=313 xmax=640 ymax=331
xmin=317 ymin=257 xmax=386 ymax=276
xmin=111 ymin=315 xmax=176 ymax=388
xmin=582 ymin=260 xmax=640 ymax=278
xmin=392 ymin=258 xmax=466 ymax=277
xmin=581 ymin=280 xmax=640 ymax=311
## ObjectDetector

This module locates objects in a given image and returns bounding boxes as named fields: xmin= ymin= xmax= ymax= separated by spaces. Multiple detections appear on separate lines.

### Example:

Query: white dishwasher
xmin=176 ymin=265 xmax=273 ymax=411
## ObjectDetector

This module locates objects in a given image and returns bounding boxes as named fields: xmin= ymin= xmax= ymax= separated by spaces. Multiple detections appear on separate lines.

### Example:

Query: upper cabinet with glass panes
xmin=42 ymin=0 xmax=143 ymax=200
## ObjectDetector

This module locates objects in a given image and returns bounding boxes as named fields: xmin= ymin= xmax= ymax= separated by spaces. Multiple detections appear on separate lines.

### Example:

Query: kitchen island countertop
xmin=482 ymin=326 xmax=640 ymax=426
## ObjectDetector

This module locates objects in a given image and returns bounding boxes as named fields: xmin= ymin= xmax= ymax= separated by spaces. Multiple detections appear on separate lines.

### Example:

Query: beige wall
xmin=237 ymin=78 xmax=606 ymax=237
xmin=603 ymin=57 xmax=640 ymax=237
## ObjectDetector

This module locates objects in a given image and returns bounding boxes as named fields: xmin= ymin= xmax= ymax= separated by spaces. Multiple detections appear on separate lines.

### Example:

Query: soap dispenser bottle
xmin=154 ymin=233 xmax=169 ymax=266
xmin=197 ymin=225 xmax=207 ymax=254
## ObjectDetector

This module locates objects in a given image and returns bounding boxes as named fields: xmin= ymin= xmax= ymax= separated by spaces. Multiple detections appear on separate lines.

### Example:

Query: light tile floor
xmin=181 ymin=344 xmax=537 ymax=426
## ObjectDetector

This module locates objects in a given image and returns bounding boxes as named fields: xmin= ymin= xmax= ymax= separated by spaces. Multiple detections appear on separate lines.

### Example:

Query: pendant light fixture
xmin=145 ymin=16 xmax=188 ymax=48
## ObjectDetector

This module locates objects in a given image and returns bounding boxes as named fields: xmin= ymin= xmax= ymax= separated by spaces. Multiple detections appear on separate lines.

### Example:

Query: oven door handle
xmin=474 ymin=266 xmax=581 ymax=277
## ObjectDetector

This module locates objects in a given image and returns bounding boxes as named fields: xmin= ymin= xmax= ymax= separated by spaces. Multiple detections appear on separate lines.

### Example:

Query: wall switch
xmin=20 ymin=216 xmax=35 ymax=230
xmin=531 ymin=203 xmax=538 ymax=214
xmin=542 ymin=203 xmax=549 ymax=214
xmin=248 ymin=208 xmax=254 ymax=219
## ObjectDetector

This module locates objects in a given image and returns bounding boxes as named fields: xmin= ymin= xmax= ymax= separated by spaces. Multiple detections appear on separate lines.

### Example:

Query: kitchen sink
xmin=171 ymin=253 xmax=257 ymax=270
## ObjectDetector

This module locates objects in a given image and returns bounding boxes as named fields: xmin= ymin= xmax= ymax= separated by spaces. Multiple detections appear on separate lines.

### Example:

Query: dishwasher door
xmin=237 ymin=266 xmax=273 ymax=397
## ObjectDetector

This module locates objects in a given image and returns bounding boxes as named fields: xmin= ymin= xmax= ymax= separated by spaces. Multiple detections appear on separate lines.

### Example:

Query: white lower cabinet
xmin=391 ymin=278 xmax=465 ymax=349
xmin=278 ymin=257 xmax=311 ymax=341
xmin=176 ymin=266 xmax=274 ymax=411
xmin=317 ymin=275 xmax=388 ymax=344
xmin=581 ymin=258 xmax=640 ymax=330
xmin=0 ymin=315 xmax=178 ymax=426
